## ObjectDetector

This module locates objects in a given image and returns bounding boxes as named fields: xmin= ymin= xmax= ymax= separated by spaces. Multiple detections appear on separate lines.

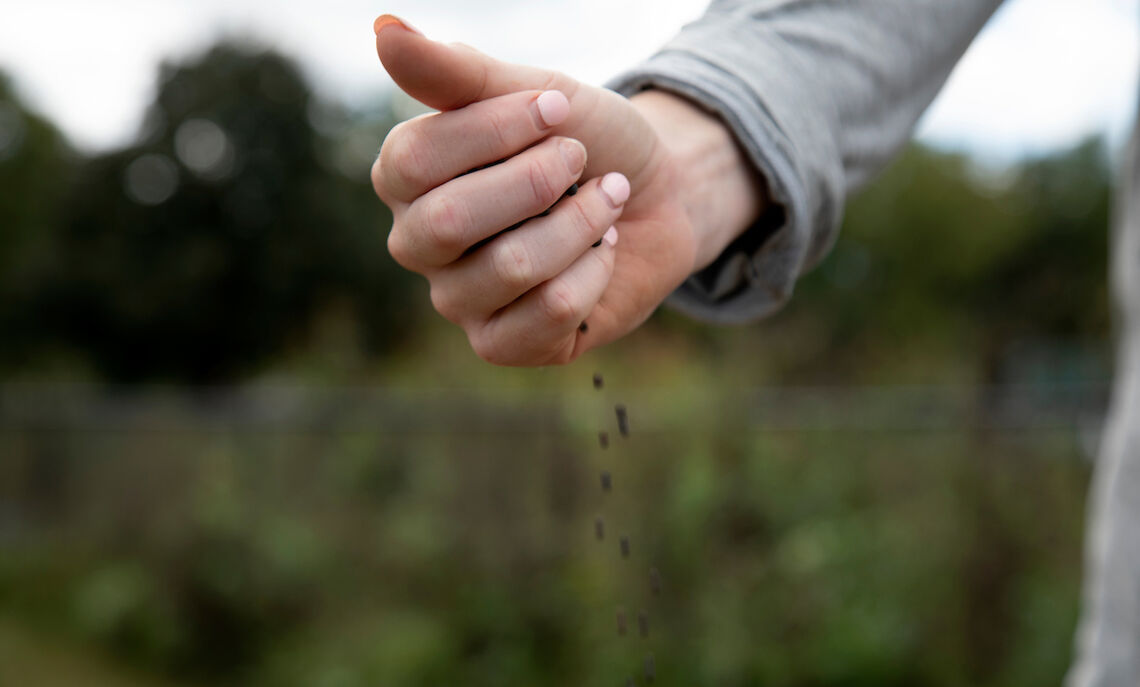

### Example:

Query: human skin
xmin=372 ymin=15 xmax=766 ymax=366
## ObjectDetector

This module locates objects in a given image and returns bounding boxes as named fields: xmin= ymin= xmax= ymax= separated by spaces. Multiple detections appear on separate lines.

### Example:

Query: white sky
xmin=0 ymin=0 xmax=1136 ymax=160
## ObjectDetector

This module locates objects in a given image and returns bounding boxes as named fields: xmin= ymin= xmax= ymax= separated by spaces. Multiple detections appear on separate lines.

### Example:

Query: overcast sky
xmin=1 ymin=0 xmax=1137 ymax=161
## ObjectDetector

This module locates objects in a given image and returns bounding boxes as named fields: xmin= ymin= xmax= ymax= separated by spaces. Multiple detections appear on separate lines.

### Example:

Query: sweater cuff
xmin=606 ymin=51 xmax=813 ymax=324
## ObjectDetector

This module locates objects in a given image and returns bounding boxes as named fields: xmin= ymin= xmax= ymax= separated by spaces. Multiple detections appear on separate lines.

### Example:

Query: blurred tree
xmin=27 ymin=43 xmax=414 ymax=382
xmin=0 ymin=73 xmax=73 ymax=368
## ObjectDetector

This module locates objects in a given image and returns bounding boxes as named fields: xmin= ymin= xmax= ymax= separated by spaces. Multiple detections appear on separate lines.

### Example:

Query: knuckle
xmin=469 ymin=330 xmax=507 ymax=366
xmin=370 ymin=156 xmax=386 ymax=200
xmin=429 ymin=283 xmax=463 ymax=324
xmin=490 ymin=239 xmax=536 ymax=291
xmin=483 ymin=108 xmax=512 ymax=150
xmin=421 ymin=194 xmax=468 ymax=255
xmin=382 ymin=130 xmax=434 ymax=194
xmin=386 ymin=227 xmax=411 ymax=267
xmin=563 ymin=197 xmax=600 ymax=243
xmin=539 ymin=281 xmax=579 ymax=327
xmin=527 ymin=158 xmax=561 ymax=207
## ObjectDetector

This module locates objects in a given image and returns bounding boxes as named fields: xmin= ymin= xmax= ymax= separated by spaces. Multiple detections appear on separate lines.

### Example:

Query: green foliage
xmin=0 ymin=386 xmax=1090 ymax=686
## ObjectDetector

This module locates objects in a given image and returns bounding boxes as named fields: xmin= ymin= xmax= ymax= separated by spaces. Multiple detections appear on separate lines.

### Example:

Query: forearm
xmin=630 ymin=89 xmax=767 ymax=271
xmin=608 ymin=0 xmax=1003 ymax=322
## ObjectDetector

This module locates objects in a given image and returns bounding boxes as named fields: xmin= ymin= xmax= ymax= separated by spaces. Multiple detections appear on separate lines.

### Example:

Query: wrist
xmin=629 ymin=89 xmax=766 ymax=270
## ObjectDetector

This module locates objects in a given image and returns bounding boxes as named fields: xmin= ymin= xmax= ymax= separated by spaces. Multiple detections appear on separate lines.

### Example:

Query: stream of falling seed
xmin=592 ymin=371 xmax=663 ymax=685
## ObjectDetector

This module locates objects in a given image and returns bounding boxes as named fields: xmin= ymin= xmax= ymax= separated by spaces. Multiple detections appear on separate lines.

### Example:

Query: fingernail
xmin=374 ymin=14 xmax=423 ymax=36
xmin=600 ymin=172 xmax=630 ymax=207
xmin=560 ymin=139 xmax=586 ymax=173
xmin=535 ymin=90 xmax=570 ymax=128
xmin=603 ymin=226 xmax=618 ymax=247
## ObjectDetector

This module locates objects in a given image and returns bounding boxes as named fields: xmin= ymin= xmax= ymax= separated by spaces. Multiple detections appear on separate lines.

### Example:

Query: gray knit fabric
xmin=1068 ymin=109 xmax=1140 ymax=687
xmin=606 ymin=1 xmax=1140 ymax=684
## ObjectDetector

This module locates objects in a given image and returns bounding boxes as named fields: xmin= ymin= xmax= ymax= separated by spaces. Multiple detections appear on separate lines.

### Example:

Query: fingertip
xmin=603 ymin=225 xmax=619 ymax=247
xmin=599 ymin=172 xmax=630 ymax=208
xmin=535 ymin=90 xmax=570 ymax=128
xmin=374 ymin=14 xmax=423 ymax=37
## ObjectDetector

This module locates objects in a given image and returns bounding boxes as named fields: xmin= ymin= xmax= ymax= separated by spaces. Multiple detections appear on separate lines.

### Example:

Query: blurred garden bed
xmin=0 ymin=382 xmax=1099 ymax=687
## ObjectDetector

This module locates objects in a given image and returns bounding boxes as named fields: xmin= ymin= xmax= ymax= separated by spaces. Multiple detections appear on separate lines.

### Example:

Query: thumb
xmin=373 ymin=14 xmax=561 ymax=111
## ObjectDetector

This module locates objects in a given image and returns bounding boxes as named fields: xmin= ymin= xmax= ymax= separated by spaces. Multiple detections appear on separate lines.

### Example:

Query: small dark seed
xmin=650 ymin=567 xmax=662 ymax=596
xmin=566 ymin=182 xmax=579 ymax=196
xmin=638 ymin=610 xmax=649 ymax=638
xmin=644 ymin=653 xmax=656 ymax=682
xmin=594 ymin=517 xmax=605 ymax=540
xmin=579 ymin=321 xmax=589 ymax=333
xmin=615 ymin=404 xmax=630 ymax=437
xmin=593 ymin=372 xmax=604 ymax=390
xmin=617 ymin=608 xmax=628 ymax=635
xmin=598 ymin=431 xmax=609 ymax=449
xmin=601 ymin=471 xmax=612 ymax=492
xmin=591 ymin=238 xmax=602 ymax=248
xmin=620 ymin=536 xmax=630 ymax=558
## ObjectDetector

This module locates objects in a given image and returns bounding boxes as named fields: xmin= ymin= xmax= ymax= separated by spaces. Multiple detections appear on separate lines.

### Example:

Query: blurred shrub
xmin=0 ymin=390 xmax=1090 ymax=687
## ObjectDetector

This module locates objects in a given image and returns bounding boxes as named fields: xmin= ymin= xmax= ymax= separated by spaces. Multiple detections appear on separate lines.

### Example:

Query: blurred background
xmin=1 ymin=0 xmax=1138 ymax=685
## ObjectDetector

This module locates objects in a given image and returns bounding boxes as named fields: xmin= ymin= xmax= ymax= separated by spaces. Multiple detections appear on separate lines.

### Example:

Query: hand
xmin=371 ymin=15 xmax=764 ymax=365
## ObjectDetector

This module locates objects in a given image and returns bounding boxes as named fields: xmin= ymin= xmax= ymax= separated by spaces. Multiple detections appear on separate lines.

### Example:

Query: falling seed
xmin=579 ymin=321 xmax=589 ymax=333
xmin=626 ymin=679 xmax=635 ymax=687
xmin=615 ymin=404 xmax=630 ymax=437
xmin=598 ymin=431 xmax=609 ymax=449
xmin=620 ymin=536 xmax=630 ymax=558
xmin=638 ymin=610 xmax=649 ymax=638
xmin=649 ymin=567 xmax=662 ymax=596
xmin=594 ymin=517 xmax=605 ymax=540
xmin=644 ymin=653 xmax=656 ymax=682
xmin=601 ymin=471 xmax=612 ymax=492
xmin=617 ymin=608 xmax=628 ymax=635
xmin=593 ymin=372 xmax=604 ymax=390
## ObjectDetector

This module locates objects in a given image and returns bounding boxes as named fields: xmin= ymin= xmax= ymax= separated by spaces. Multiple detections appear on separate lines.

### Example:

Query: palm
xmin=545 ymin=83 xmax=697 ymax=345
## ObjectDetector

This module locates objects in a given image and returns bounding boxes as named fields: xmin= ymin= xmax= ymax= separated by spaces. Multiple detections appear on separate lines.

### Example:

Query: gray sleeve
xmin=606 ymin=0 xmax=1003 ymax=323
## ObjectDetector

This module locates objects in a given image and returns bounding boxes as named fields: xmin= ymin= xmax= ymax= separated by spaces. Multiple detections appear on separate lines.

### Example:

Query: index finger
xmin=374 ymin=89 xmax=570 ymax=204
